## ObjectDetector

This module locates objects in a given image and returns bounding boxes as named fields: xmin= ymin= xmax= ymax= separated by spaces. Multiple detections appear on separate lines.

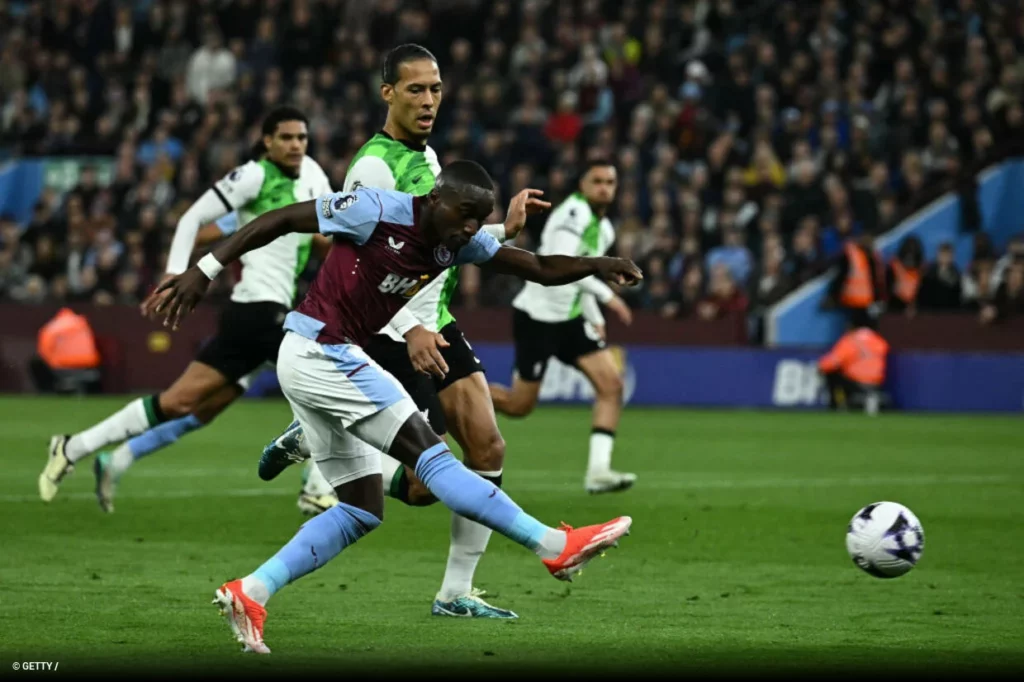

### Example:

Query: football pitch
xmin=1 ymin=396 xmax=1022 ymax=677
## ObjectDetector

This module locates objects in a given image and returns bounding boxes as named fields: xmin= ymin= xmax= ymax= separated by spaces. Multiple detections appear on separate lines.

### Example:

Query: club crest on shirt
xmin=434 ymin=244 xmax=454 ymax=266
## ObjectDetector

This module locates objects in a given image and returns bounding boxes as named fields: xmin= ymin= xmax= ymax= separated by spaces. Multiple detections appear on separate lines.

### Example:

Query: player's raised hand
xmin=595 ymin=257 xmax=643 ymax=287
xmin=503 ymin=189 xmax=551 ymax=240
xmin=141 ymin=267 xmax=211 ymax=330
xmin=404 ymin=325 xmax=450 ymax=379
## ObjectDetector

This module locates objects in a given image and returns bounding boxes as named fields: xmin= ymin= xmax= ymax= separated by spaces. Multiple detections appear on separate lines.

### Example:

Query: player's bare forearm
xmin=486 ymin=246 xmax=643 ymax=287
xmin=209 ymin=201 xmax=319 ymax=266
xmin=144 ymin=202 xmax=320 ymax=330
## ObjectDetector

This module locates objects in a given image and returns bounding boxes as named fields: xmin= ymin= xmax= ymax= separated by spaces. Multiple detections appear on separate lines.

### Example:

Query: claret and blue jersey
xmin=284 ymin=187 xmax=501 ymax=348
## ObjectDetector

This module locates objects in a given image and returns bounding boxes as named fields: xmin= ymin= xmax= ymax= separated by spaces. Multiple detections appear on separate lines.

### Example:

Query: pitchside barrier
xmin=242 ymin=343 xmax=1024 ymax=413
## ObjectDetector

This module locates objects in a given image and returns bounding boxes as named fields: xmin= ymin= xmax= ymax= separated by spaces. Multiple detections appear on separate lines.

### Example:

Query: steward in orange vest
xmin=826 ymin=235 xmax=884 ymax=328
xmin=818 ymin=321 xmax=889 ymax=412
xmin=30 ymin=308 xmax=101 ymax=394
xmin=886 ymin=236 xmax=924 ymax=313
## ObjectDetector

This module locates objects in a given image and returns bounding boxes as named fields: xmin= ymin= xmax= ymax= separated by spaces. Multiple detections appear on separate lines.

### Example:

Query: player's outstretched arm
xmin=484 ymin=245 xmax=643 ymax=287
xmin=143 ymin=201 xmax=319 ymax=330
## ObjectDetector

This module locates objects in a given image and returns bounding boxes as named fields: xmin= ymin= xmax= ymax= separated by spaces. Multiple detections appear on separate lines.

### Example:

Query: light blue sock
xmin=247 ymin=502 xmax=381 ymax=601
xmin=128 ymin=414 xmax=203 ymax=460
xmin=414 ymin=443 xmax=552 ymax=550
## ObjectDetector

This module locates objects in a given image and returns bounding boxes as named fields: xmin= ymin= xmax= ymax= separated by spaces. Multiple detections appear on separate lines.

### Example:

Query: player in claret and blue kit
xmin=145 ymin=160 xmax=642 ymax=654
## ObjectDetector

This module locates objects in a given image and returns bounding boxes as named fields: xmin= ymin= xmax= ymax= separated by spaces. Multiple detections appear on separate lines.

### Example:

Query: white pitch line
xmin=0 ymin=474 xmax=1014 ymax=504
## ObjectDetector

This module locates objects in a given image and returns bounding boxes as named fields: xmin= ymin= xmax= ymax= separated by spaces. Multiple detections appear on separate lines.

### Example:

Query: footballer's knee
xmin=335 ymin=475 xmax=386 ymax=521
xmin=465 ymin=431 xmax=505 ymax=473
xmin=157 ymin=390 xmax=199 ymax=419
xmin=592 ymin=367 xmax=624 ymax=403
xmin=405 ymin=470 xmax=438 ymax=506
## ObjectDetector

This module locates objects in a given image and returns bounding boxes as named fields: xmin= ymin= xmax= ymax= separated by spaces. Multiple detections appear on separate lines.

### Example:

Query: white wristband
xmin=197 ymin=253 xmax=224 ymax=280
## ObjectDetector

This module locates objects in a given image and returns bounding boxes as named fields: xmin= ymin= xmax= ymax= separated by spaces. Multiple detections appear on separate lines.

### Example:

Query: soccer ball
xmin=845 ymin=501 xmax=925 ymax=578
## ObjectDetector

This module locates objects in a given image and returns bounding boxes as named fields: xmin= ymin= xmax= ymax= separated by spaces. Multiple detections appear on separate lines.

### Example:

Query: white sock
xmin=66 ymin=398 xmax=152 ymax=463
xmin=535 ymin=528 xmax=568 ymax=560
xmin=587 ymin=430 xmax=615 ymax=475
xmin=302 ymin=460 xmax=335 ymax=497
xmin=437 ymin=469 xmax=500 ymax=601
xmin=240 ymin=575 xmax=270 ymax=606
xmin=109 ymin=443 xmax=134 ymax=480
xmin=380 ymin=453 xmax=402 ymax=497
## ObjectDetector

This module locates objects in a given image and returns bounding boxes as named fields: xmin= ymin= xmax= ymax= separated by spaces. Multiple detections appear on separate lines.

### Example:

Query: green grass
xmin=1 ymin=397 xmax=1023 ymax=677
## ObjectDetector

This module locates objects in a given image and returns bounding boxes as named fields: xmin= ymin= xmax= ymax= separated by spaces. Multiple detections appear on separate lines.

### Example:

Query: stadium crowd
xmin=1 ymin=0 xmax=1023 ymax=341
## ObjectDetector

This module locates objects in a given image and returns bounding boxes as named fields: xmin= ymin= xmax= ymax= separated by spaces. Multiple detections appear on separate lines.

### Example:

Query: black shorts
xmin=364 ymin=334 xmax=447 ymax=436
xmin=195 ymin=301 xmax=288 ymax=383
xmin=433 ymin=321 xmax=485 ymax=393
xmin=512 ymin=309 xmax=606 ymax=382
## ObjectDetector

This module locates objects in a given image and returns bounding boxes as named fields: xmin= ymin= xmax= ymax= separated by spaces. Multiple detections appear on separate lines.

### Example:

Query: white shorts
xmin=276 ymin=332 xmax=418 ymax=487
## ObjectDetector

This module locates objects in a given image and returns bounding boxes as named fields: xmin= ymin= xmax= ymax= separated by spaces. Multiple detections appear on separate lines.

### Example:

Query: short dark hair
xmin=577 ymin=155 xmax=614 ymax=184
xmin=382 ymin=44 xmax=438 ymax=85
xmin=261 ymin=106 xmax=308 ymax=137
xmin=436 ymin=160 xmax=494 ymax=194
xmin=580 ymin=157 xmax=616 ymax=178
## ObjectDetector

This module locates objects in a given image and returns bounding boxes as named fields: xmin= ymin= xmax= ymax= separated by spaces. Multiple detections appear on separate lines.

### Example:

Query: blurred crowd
xmin=880 ymin=232 xmax=1024 ymax=325
xmin=1 ymin=0 xmax=1023 ymax=339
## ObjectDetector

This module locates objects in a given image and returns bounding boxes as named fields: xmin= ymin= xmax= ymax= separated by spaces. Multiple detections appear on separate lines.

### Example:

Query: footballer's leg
xmin=489 ymin=375 xmax=542 ymax=418
xmin=94 ymin=381 xmax=244 ymax=513
xmin=215 ymin=333 xmax=387 ymax=654
xmin=41 ymin=361 xmax=228 ymax=502
xmin=489 ymin=309 xmax=549 ymax=418
xmin=215 ymin=334 xmax=631 ymax=653
xmin=376 ymin=404 xmax=632 ymax=584
xmin=575 ymin=348 xmax=634 ymax=494
xmin=429 ymin=323 xmax=516 ymax=618
xmin=331 ymin=340 xmax=631 ymax=586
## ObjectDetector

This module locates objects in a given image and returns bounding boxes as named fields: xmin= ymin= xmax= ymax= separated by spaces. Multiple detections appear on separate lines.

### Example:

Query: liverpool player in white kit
xmin=490 ymin=160 xmax=637 ymax=494
xmin=37 ymin=106 xmax=338 ymax=514
xmin=145 ymin=160 xmax=641 ymax=654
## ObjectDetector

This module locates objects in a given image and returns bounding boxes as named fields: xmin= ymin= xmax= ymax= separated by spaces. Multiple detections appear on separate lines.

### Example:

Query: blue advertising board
xmin=246 ymin=344 xmax=1024 ymax=413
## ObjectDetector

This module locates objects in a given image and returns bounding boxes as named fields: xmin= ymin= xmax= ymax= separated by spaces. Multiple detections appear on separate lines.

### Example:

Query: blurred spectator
xmin=962 ymin=258 xmax=997 ymax=312
xmin=917 ymin=242 xmax=963 ymax=311
xmin=786 ymin=216 xmax=827 ymax=285
xmin=981 ymin=260 xmax=1024 ymax=324
xmin=705 ymin=226 xmax=753 ymax=288
xmin=662 ymin=261 xmax=705 ymax=320
xmin=886 ymin=236 xmax=925 ymax=314
xmin=186 ymin=30 xmax=236 ymax=105
xmin=697 ymin=263 xmax=748 ymax=321
xmin=826 ymin=235 xmax=883 ymax=328
xmin=752 ymin=234 xmax=793 ymax=309
xmin=992 ymin=235 xmax=1024 ymax=289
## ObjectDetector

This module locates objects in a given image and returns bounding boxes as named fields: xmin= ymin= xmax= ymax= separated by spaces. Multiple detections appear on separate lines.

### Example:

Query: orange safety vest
xmin=818 ymin=328 xmax=889 ymax=386
xmin=889 ymin=258 xmax=921 ymax=304
xmin=840 ymin=242 xmax=875 ymax=308
xmin=37 ymin=308 xmax=101 ymax=370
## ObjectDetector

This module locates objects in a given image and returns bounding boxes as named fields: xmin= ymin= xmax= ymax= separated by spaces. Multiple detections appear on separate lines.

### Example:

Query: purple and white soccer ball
xmin=846 ymin=501 xmax=925 ymax=578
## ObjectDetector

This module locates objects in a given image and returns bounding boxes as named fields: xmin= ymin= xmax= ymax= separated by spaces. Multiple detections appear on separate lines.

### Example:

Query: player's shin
xmin=439 ymin=469 xmax=501 ymax=600
xmin=413 ymin=444 xmax=566 ymax=559
xmin=66 ymin=395 xmax=171 ymax=463
xmin=240 ymin=500 xmax=381 ymax=606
